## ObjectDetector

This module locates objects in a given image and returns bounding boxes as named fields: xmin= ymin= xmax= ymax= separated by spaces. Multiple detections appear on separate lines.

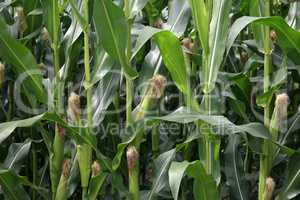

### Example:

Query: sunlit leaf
xmin=93 ymin=0 xmax=138 ymax=79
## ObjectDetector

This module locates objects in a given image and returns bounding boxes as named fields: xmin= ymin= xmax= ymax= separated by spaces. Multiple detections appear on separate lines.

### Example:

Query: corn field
xmin=0 ymin=0 xmax=300 ymax=199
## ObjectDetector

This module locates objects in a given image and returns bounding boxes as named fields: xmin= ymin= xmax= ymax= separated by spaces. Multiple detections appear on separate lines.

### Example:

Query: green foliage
xmin=0 ymin=0 xmax=300 ymax=199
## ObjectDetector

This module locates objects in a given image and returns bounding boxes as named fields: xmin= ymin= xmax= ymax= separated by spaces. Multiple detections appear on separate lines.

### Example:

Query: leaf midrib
xmin=208 ymin=0 xmax=225 ymax=85
xmin=8 ymin=142 xmax=30 ymax=169
xmin=0 ymin=36 xmax=42 ymax=93
xmin=100 ymin=0 xmax=127 ymax=69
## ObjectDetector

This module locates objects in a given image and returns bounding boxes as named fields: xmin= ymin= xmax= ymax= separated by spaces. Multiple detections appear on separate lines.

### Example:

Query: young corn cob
xmin=51 ymin=124 xmax=65 ymax=198
xmin=260 ymin=94 xmax=288 ymax=200
xmin=135 ymin=74 xmax=167 ymax=120
xmin=91 ymin=161 xmax=101 ymax=177
xmin=68 ymin=92 xmax=81 ymax=122
xmin=128 ymin=75 xmax=166 ymax=199
xmin=15 ymin=7 xmax=27 ymax=36
xmin=77 ymin=144 xmax=92 ymax=188
xmin=270 ymin=93 xmax=289 ymax=136
xmin=88 ymin=161 xmax=106 ymax=200
xmin=269 ymin=93 xmax=289 ymax=160
xmin=55 ymin=159 xmax=72 ymax=200
xmin=127 ymin=146 xmax=139 ymax=200
xmin=264 ymin=177 xmax=275 ymax=200
xmin=68 ymin=92 xmax=92 ymax=198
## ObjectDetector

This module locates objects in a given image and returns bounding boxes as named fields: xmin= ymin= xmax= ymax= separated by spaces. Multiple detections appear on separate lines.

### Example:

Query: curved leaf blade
xmin=150 ymin=107 xmax=270 ymax=139
xmin=93 ymin=0 xmax=138 ymax=79
xmin=147 ymin=149 xmax=176 ymax=199
xmin=278 ymin=153 xmax=300 ymax=199
xmin=40 ymin=0 xmax=59 ymax=41
xmin=204 ymin=0 xmax=232 ymax=93
xmin=0 ymin=18 xmax=46 ymax=102
xmin=3 ymin=139 xmax=32 ymax=173
xmin=188 ymin=0 xmax=209 ymax=54
xmin=224 ymin=135 xmax=249 ymax=200
xmin=154 ymin=31 xmax=188 ymax=94
xmin=227 ymin=16 xmax=300 ymax=65
xmin=169 ymin=161 xmax=219 ymax=200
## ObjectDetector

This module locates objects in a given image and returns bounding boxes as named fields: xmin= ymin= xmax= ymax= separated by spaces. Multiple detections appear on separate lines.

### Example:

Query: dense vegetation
xmin=0 ymin=0 xmax=300 ymax=199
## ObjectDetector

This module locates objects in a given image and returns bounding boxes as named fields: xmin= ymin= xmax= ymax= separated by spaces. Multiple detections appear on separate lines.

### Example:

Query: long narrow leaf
xmin=150 ymin=107 xmax=270 ymax=139
xmin=93 ymin=0 xmax=138 ymax=79
xmin=169 ymin=161 xmax=219 ymax=200
xmin=204 ymin=0 xmax=232 ymax=93
xmin=188 ymin=0 xmax=209 ymax=54
xmin=278 ymin=153 xmax=300 ymax=199
xmin=147 ymin=149 xmax=176 ymax=199
xmin=0 ymin=18 xmax=46 ymax=102
xmin=40 ymin=0 xmax=59 ymax=41
xmin=227 ymin=16 xmax=300 ymax=66
xmin=155 ymin=31 xmax=189 ymax=94
xmin=224 ymin=135 xmax=249 ymax=200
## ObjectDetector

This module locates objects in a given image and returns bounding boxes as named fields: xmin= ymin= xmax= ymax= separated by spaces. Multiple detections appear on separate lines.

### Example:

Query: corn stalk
xmin=258 ymin=1 xmax=272 ymax=199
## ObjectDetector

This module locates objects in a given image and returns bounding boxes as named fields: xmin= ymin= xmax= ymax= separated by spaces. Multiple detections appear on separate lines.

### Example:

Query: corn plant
xmin=1 ymin=0 xmax=300 ymax=200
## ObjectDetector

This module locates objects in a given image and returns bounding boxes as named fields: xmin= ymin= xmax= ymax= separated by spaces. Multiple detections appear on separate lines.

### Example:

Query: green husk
xmin=88 ymin=161 xmax=108 ymax=200
xmin=127 ymin=146 xmax=140 ymax=200
xmin=55 ymin=159 xmax=72 ymax=200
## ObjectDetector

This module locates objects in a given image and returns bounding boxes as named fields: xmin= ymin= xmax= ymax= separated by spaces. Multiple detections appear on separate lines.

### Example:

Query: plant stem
xmin=204 ymin=93 xmax=213 ymax=175
xmin=51 ymin=2 xmax=64 ymax=197
xmin=83 ymin=0 xmax=92 ymax=128
xmin=78 ymin=0 xmax=93 ymax=197
xmin=129 ymin=162 xmax=139 ymax=200
xmin=259 ymin=1 xmax=272 ymax=199
xmin=124 ymin=2 xmax=140 ymax=199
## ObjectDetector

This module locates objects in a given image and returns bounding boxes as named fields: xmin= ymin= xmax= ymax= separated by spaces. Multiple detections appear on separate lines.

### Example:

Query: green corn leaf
xmin=23 ymin=0 xmax=42 ymax=34
xmin=204 ymin=0 xmax=232 ymax=93
xmin=112 ymin=122 xmax=144 ymax=170
xmin=224 ymin=135 xmax=249 ymax=200
xmin=154 ymin=31 xmax=188 ymax=94
xmin=188 ymin=0 xmax=209 ymax=55
xmin=169 ymin=160 xmax=219 ymax=200
xmin=0 ymin=113 xmax=112 ymax=171
xmin=3 ymin=139 xmax=32 ymax=173
xmin=146 ymin=149 xmax=176 ymax=199
xmin=62 ymin=0 xmax=83 ymax=82
xmin=149 ymin=107 xmax=270 ymax=139
xmin=249 ymin=0 xmax=266 ymax=51
xmin=227 ymin=16 xmax=300 ymax=66
xmin=278 ymin=153 xmax=300 ymax=200
xmin=0 ymin=169 xmax=48 ymax=200
xmin=0 ymin=17 xmax=46 ymax=103
xmin=0 ymin=114 xmax=45 ymax=144
xmin=69 ymin=0 xmax=88 ymax=31
xmin=88 ymin=172 xmax=108 ymax=200
xmin=93 ymin=0 xmax=138 ymax=79
xmin=40 ymin=0 xmax=60 ymax=41
xmin=131 ymin=26 xmax=163 ymax=60
xmin=126 ymin=0 xmax=151 ymax=19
